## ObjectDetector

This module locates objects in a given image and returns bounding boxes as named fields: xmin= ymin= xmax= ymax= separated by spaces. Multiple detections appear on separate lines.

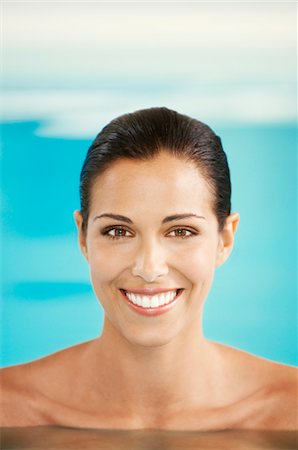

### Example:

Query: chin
xmin=120 ymin=324 xmax=182 ymax=349
xmin=129 ymin=335 xmax=174 ymax=349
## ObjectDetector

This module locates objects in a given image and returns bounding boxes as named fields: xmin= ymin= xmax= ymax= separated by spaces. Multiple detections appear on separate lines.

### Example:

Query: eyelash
xmin=101 ymin=226 xmax=199 ymax=240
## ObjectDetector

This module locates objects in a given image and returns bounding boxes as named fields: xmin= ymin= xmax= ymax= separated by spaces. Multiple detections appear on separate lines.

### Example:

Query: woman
xmin=1 ymin=107 xmax=296 ymax=430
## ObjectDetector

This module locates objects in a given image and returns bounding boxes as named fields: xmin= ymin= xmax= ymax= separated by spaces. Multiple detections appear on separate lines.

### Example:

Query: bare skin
xmin=1 ymin=152 xmax=297 ymax=430
xmin=1 ymin=338 xmax=297 ymax=430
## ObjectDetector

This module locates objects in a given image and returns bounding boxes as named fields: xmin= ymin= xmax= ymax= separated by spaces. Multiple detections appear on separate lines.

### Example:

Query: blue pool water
xmin=1 ymin=120 xmax=297 ymax=367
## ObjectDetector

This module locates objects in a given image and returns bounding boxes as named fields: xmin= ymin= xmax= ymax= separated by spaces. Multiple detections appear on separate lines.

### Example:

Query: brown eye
xmin=167 ymin=228 xmax=197 ymax=239
xmin=101 ymin=226 xmax=133 ymax=240
xmin=112 ymin=228 xmax=126 ymax=237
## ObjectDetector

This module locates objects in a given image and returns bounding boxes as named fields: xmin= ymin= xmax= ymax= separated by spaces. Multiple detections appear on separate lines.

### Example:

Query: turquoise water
xmin=1 ymin=121 xmax=297 ymax=367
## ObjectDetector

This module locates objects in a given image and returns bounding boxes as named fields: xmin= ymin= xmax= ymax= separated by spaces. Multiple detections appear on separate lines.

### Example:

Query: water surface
xmin=1 ymin=427 xmax=297 ymax=450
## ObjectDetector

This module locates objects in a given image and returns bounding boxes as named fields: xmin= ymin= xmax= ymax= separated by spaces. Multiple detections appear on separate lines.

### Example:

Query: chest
xmin=36 ymin=392 xmax=278 ymax=431
xmin=9 ymin=381 xmax=284 ymax=431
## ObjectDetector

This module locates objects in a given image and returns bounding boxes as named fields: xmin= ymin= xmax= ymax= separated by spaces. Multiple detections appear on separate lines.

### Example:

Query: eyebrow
xmin=93 ymin=213 xmax=206 ymax=224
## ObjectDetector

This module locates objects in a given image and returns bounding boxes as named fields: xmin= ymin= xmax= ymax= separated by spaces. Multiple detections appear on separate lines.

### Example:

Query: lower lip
xmin=119 ymin=289 xmax=184 ymax=316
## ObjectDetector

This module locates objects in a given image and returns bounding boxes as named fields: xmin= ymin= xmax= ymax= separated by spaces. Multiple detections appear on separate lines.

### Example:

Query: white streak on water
xmin=1 ymin=85 xmax=296 ymax=138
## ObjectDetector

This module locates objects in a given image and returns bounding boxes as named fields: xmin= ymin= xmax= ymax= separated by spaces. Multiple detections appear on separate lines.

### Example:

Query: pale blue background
xmin=1 ymin=1 xmax=297 ymax=367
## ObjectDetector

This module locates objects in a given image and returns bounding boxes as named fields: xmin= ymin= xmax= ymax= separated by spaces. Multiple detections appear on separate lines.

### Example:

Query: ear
xmin=216 ymin=212 xmax=240 ymax=268
xmin=73 ymin=210 xmax=89 ymax=262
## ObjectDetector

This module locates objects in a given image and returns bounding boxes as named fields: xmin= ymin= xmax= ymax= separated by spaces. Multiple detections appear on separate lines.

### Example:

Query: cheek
xmin=175 ymin=241 xmax=218 ymax=287
xmin=88 ymin=249 xmax=121 ymax=313
xmin=88 ymin=245 xmax=123 ymax=286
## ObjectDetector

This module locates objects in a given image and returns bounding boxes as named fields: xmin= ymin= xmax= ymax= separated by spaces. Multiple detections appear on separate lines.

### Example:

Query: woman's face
xmin=75 ymin=152 xmax=238 ymax=348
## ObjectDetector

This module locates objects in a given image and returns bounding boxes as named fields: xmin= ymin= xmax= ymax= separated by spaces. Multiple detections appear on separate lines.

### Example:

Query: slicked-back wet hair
xmin=79 ymin=107 xmax=231 ymax=233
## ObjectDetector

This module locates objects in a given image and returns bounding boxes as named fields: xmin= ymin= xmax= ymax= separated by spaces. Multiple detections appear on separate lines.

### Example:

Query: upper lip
xmin=120 ymin=288 xmax=182 ymax=296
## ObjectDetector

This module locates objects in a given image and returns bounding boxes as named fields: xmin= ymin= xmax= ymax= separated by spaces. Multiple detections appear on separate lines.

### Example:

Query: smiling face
xmin=74 ymin=151 xmax=239 ymax=348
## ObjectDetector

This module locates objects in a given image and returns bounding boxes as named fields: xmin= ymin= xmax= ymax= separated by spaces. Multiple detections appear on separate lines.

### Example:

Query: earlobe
xmin=216 ymin=212 xmax=240 ymax=268
xmin=73 ymin=210 xmax=89 ymax=262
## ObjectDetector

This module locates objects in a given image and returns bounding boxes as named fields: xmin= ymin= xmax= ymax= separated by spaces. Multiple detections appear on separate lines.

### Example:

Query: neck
xmin=87 ymin=316 xmax=224 ymax=419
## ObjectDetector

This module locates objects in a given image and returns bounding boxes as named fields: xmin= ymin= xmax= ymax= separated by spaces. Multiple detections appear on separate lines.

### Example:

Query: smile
xmin=119 ymin=288 xmax=184 ymax=316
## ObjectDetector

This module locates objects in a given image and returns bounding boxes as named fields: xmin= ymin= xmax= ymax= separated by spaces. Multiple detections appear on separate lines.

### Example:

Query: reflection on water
xmin=1 ymin=427 xmax=297 ymax=450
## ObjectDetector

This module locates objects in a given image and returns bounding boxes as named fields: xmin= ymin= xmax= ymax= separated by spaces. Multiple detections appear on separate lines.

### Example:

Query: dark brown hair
xmin=80 ymin=107 xmax=231 ymax=233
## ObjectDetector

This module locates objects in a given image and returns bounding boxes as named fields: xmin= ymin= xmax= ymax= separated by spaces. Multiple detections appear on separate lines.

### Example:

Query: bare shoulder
xmin=215 ymin=340 xmax=297 ymax=382
xmin=264 ymin=362 xmax=297 ymax=430
xmin=213 ymin=342 xmax=298 ymax=430
xmin=1 ymin=339 xmax=93 ymax=386
xmin=0 ymin=339 xmax=95 ymax=426
xmin=260 ymin=363 xmax=297 ymax=430
xmin=1 ymin=362 xmax=34 ymax=426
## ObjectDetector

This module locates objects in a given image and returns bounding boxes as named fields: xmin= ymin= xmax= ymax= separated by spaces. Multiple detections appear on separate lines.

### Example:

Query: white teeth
xmin=142 ymin=296 xmax=150 ymax=308
xmin=159 ymin=293 xmax=166 ymax=306
xmin=131 ymin=293 xmax=138 ymax=304
xmin=150 ymin=297 xmax=159 ymax=308
xmin=125 ymin=290 xmax=178 ymax=308
xmin=165 ymin=292 xmax=172 ymax=304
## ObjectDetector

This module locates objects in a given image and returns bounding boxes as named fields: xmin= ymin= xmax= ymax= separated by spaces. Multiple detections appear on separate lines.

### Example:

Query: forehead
xmin=89 ymin=152 xmax=215 ymax=217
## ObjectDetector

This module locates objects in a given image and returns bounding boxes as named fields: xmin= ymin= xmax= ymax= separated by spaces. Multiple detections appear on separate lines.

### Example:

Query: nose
xmin=131 ymin=238 xmax=169 ymax=282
